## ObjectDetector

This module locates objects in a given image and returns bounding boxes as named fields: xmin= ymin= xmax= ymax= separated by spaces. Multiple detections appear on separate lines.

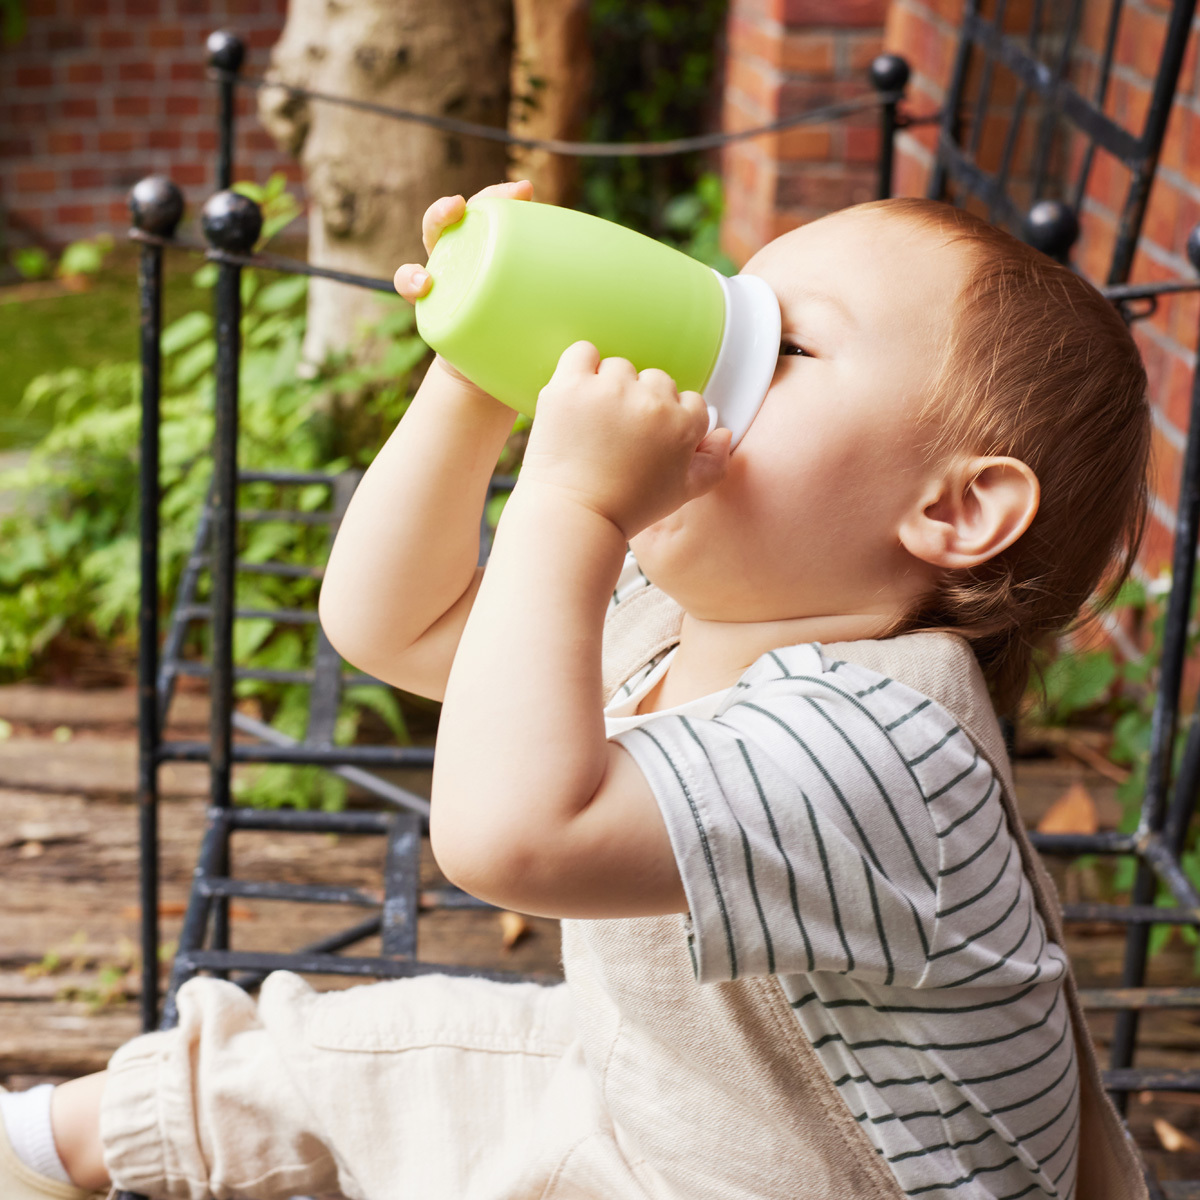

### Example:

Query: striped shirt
xmin=603 ymin=556 xmax=1079 ymax=1200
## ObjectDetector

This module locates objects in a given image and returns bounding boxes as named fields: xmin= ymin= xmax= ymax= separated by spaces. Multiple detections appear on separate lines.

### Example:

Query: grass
xmin=0 ymin=246 xmax=206 ymax=451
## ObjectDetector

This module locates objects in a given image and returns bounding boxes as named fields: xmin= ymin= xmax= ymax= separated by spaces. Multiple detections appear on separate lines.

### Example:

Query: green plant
xmin=581 ymin=0 xmax=731 ymax=265
xmin=0 ymin=180 xmax=433 ymax=809
xmin=1027 ymin=572 xmax=1200 ymax=957
xmin=58 ymin=233 xmax=115 ymax=278
xmin=12 ymin=245 xmax=50 ymax=280
xmin=0 ymin=0 xmax=25 ymax=46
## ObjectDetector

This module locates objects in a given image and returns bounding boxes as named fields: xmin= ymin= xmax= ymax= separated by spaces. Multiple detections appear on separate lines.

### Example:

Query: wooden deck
xmin=4 ymin=684 xmax=1200 ymax=1188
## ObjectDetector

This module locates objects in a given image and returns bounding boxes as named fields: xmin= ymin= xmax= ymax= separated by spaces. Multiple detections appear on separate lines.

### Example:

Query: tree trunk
xmin=507 ymin=0 xmax=592 ymax=207
xmin=258 ymin=0 xmax=512 ymax=366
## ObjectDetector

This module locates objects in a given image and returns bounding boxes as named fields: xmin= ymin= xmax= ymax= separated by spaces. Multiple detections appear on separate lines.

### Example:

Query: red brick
xmin=1143 ymin=175 xmax=1182 ymax=256
xmin=16 ymin=65 xmax=54 ymax=88
xmin=67 ymin=62 xmax=104 ymax=85
xmin=69 ymin=167 xmax=105 ymax=188
xmin=196 ymin=129 xmax=219 ymax=152
xmin=1116 ymin=5 xmax=1167 ymax=84
xmin=147 ymin=23 xmax=185 ymax=48
xmin=1163 ymin=352 xmax=1198 ymax=434
xmin=776 ymin=0 xmax=887 ymax=27
xmin=98 ymin=129 xmax=136 ymax=152
xmin=166 ymin=94 xmax=202 ymax=117
xmin=47 ymin=131 xmax=86 ymax=154
xmin=15 ymin=167 xmax=58 ymax=193
xmin=0 ymin=135 xmax=34 ymax=156
xmin=55 ymin=204 xmax=96 ymax=225
xmin=172 ymin=162 xmax=207 ymax=186
xmin=113 ymin=95 xmax=153 ymax=118
xmin=4 ymin=101 xmax=50 ymax=124
xmin=1148 ymin=419 xmax=1185 ymax=516
xmin=60 ymin=95 xmax=98 ymax=121
xmin=777 ymin=124 xmax=833 ymax=161
xmin=98 ymin=28 xmax=134 ymax=49
xmin=118 ymin=60 xmax=156 ymax=82
xmin=47 ymin=25 xmax=86 ymax=51
xmin=843 ymin=122 xmax=881 ymax=164
xmin=780 ymin=32 xmax=836 ymax=74
xmin=726 ymin=54 xmax=780 ymax=115
xmin=69 ymin=0 xmax=109 ymax=15
xmin=169 ymin=61 xmax=206 ymax=82
xmin=123 ymin=0 xmax=159 ymax=14
xmin=148 ymin=128 xmax=184 ymax=150
xmin=105 ymin=200 xmax=129 ymax=223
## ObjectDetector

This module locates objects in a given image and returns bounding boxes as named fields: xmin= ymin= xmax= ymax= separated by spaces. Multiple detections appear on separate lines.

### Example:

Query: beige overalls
xmin=99 ymin=589 xmax=1147 ymax=1199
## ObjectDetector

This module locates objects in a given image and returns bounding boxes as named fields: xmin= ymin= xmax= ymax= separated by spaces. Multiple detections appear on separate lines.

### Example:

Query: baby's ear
xmin=898 ymin=456 xmax=1040 ymax=570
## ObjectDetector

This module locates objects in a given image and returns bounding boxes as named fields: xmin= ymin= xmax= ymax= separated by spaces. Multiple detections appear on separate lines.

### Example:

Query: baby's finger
xmin=678 ymin=389 xmax=711 ymax=435
xmin=636 ymin=366 xmax=678 ymax=397
xmin=684 ymin=426 xmax=733 ymax=501
xmin=599 ymin=356 xmax=638 ymax=383
xmin=467 ymin=179 xmax=534 ymax=205
xmin=553 ymin=340 xmax=602 ymax=379
xmin=393 ymin=263 xmax=431 ymax=303
xmin=421 ymin=194 xmax=466 ymax=254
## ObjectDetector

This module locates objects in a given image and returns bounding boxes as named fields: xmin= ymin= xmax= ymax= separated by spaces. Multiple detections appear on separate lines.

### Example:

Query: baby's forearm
xmin=318 ymin=360 xmax=515 ymax=677
xmin=430 ymin=481 xmax=626 ymax=878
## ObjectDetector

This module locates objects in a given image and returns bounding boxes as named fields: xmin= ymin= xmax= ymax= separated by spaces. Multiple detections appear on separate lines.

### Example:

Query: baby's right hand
xmin=393 ymin=178 xmax=534 ymax=304
xmin=395 ymin=179 xmax=533 ymax=391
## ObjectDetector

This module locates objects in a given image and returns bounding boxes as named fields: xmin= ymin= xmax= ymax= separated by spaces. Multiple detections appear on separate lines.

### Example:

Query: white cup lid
xmin=704 ymin=270 xmax=781 ymax=449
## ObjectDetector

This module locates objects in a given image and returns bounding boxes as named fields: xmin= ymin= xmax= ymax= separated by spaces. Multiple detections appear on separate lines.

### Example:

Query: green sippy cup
xmin=414 ymin=198 xmax=780 ymax=448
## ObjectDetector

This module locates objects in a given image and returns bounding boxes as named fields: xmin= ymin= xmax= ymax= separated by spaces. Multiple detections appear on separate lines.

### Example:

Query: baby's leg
xmin=51 ymin=1073 xmax=109 ymax=1190
xmin=43 ymin=967 xmax=581 ymax=1200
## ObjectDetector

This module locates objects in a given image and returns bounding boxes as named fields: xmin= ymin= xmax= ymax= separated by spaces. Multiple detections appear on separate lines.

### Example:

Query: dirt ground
xmin=4 ymin=683 xmax=1200 ymax=1194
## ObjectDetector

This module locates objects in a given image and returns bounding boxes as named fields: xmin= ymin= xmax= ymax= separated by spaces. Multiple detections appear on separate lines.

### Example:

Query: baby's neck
xmin=636 ymin=609 xmax=897 ymax=715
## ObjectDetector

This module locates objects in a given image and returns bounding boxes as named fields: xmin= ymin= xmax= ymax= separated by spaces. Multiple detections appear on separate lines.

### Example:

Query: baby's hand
xmin=395 ymin=179 xmax=533 ymax=390
xmin=393 ymin=179 xmax=534 ymax=303
xmin=520 ymin=341 xmax=732 ymax=540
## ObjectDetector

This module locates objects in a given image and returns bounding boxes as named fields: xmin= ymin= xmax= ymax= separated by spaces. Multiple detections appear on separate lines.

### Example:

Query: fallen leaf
xmin=1036 ymin=781 xmax=1098 ymax=836
xmin=499 ymin=910 xmax=529 ymax=951
xmin=52 ymin=725 xmax=73 ymax=743
xmin=18 ymin=841 xmax=45 ymax=859
xmin=1153 ymin=1117 xmax=1200 ymax=1153
xmin=0 ymin=718 xmax=11 ymax=741
xmin=120 ymin=901 xmax=253 ymax=921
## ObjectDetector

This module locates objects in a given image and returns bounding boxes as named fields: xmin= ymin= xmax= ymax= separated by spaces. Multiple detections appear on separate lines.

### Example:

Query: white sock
xmin=0 ymin=1084 xmax=74 ymax=1184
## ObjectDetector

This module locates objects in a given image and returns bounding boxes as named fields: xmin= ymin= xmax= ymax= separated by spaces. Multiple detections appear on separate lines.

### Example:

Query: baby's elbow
xmin=317 ymin=585 xmax=374 ymax=675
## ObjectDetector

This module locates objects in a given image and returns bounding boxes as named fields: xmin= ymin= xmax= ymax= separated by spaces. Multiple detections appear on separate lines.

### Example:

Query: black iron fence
xmin=120 ymin=8 xmax=1200 ymax=1195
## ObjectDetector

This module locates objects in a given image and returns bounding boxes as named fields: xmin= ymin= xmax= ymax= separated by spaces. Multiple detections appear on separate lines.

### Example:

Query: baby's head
xmin=629 ymin=198 xmax=1150 ymax=709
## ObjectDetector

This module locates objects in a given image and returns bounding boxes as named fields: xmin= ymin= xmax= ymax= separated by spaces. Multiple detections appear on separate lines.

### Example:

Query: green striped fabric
xmin=602 ymin=553 xmax=1078 ymax=1200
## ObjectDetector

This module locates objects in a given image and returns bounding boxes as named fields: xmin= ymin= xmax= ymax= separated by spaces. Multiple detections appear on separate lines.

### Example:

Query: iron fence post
xmin=207 ymin=30 xmax=245 ymax=192
xmin=128 ymin=176 xmax=185 ymax=1033
xmin=200 ymin=190 xmax=263 ymax=963
xmin=870 ymin=54 xmax=909 ymax=201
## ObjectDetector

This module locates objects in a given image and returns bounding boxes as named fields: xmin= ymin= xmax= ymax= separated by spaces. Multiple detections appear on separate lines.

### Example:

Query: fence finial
xmin=1024 ymin=200 xmax=1079 ymax=265
xmin=207 ymin=29 xmax=245 ymax=74
xmin=201 ymin=190 xmax=262 ymax=253
xmin=129 ymin=176 xmax=185 ymax=238
xmin=869 ymin=54 xmax=910 ymax=95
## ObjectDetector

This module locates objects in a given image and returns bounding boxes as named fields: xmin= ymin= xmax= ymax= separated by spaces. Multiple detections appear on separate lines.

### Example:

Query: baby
xmin=3 ymin=182 xmax=1150 ymax=1200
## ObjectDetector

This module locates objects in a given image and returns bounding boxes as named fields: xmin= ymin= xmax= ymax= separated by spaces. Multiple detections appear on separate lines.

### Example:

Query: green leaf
xmin=161 ymin=311 xmax=213 ymax=356
xmin=342 ymin=685 xmax=410 ymax=743
xmin=255 ymin=275 xmax=308 ymax=313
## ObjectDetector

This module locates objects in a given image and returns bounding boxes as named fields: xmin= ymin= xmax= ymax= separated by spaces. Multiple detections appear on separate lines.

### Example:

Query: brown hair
xmin=869 ymin=198 xmax=1151 ymax=712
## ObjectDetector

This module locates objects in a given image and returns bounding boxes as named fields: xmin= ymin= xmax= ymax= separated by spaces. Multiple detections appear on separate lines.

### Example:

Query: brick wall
xmin=884 ymin=0 xmax=1200 ymax=578
xmin=719 ymin=0 xmax=890 ymax=265
xmin=720 ymin=0 xmax=1200 ymax=582
xmin=0 ymin=0 xmax=298 ymax=249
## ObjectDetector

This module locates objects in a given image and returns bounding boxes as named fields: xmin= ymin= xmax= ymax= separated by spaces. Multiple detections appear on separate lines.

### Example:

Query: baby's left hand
xmin=519 ymin=341 xmax=733 ymax=540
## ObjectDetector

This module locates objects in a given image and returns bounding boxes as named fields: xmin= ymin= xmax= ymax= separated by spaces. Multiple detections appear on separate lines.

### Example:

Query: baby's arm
xmin=318 ymin=183 xmax=530 ymax=700
xmin=432 ymin=343 xmax=731 ymax=919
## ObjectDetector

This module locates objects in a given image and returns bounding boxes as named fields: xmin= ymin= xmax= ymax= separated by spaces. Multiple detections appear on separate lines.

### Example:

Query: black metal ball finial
xmin=206 ymin=29 xmax=245 ymax=73
xmin=869 ymin=53 xmax=910 ymax=94
xmin=1186 ymin=223 xmax=1200 ymax=274
xmin=128 ymin=175 xmax=185 ymax=237
xmin=201 ymin=190 xmax=262 ymax=253
xmin=1024 ymin=199 xmax=1079 ymax=263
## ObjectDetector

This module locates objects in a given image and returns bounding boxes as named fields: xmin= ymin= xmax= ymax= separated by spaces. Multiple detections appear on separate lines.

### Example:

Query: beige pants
xmin=99 ymin=970 xmax=659 ymax=1200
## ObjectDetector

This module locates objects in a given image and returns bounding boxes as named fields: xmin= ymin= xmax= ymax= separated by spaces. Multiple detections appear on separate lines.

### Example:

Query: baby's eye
xmin=779 ymin=340 xmax=809 ymax=358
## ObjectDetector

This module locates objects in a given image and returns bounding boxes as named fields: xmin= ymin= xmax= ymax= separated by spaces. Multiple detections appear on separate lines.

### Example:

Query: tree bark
xmin=258 ymin=0 xmax=513 ymax=365
xmin=507 ymin=0 xmax=592 ymax=207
